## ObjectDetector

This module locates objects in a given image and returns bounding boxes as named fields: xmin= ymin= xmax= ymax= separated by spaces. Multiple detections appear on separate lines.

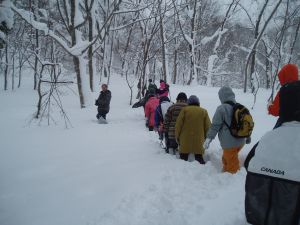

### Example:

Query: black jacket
xmin=245 ymin=122 xmax=300 ymax=225
xmin=96 ymin=90 xmax=111 ymax=113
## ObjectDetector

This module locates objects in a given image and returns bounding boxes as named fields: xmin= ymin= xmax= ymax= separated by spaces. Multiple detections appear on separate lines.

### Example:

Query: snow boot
xmin=98 ymin=117 xmax=108 ymax=124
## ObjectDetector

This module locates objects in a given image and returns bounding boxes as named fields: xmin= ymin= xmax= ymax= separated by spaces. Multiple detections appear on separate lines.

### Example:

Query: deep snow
xmin=0 ymin=76 xmax=277 ymax=225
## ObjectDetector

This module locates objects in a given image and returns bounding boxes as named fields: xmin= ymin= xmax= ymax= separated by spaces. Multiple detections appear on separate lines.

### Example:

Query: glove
xmin=203 ymin=138 xmax=212 ymax=150
xmin=246 ymin=137 xmax=251 ymax=144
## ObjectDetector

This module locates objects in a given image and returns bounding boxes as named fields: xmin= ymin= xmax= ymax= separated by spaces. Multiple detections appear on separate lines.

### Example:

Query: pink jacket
xmin=145 ymin=97 xmax=160 ymax=127
xmin=158 ymin=82 xmax=169 ymax=97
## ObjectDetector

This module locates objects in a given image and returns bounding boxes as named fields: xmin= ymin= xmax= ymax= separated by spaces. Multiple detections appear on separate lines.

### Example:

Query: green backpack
xmin=225 ymin=102 xmax=254 ymax=138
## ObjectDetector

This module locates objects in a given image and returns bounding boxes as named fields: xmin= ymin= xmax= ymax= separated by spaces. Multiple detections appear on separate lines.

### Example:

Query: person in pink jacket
xmin=157 ymin=80 xmax=169 ymax=98
xmin=145 ymin=94 xmax=160 ymax=131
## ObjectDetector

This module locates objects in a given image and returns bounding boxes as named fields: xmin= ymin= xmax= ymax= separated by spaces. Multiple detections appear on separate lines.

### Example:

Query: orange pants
xmin=222 ymin=146 xmax=243 ymax=174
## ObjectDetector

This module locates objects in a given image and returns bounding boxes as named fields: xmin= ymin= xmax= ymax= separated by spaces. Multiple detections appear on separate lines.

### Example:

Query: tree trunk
xmin=4 ymin=44 xmax=8 ymax=90
xmin=70 ymin=0 xmax=86 ymax=108
xmin=33 ymin=29 xmax=39 ymax=90
xmin=173 ymin=48 xmax=177 ymax=84
xmin=121 ymin=25 xmax=134 ymax=76
xmin=12 ymin=50 xmax=15 ymax=90
xmin=18 ymin=51 xmax=22 ymax=88
xmin=288 ymin=17 xmax=300 ymax=63
xmin=159 ymin=3 xmax=167 ymax=82
xmin=244 ymin=0 xmax=282 ymax=92
xmin=73 ymin=55 xmax=85 ymax=108
xmin=35 ymin=67 xmax=43 ymax=118
xmin=88 ymin=12 xmax=94 ymax=92
xmin=187 ymin=0 xmax=197 ymax=85
xmin=107 ymin=27 xmax=115 ymax=85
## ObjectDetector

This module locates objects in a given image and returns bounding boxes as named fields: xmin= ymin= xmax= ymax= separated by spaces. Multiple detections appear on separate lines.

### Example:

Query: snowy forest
xmin=1 ymin=1 xmax=300 ymax=225
xmin=1 ymin=0 xmax=300 ymax=109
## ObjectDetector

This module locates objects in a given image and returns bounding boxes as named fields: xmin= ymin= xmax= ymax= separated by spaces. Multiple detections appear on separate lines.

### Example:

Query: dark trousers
xmin=180 ymin=153 xmax=205 ymax=164
xmin=97 ymin=111 xmax=107 ymax=120
xmin=165 ymin=138 xmax=178 ymax=154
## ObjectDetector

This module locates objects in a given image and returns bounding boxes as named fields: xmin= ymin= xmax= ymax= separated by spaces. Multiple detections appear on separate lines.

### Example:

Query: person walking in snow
xmin=175 ymin=95 xmax=211 ymax=164
xmin=154 ymin=96 xmax=173 ymax=140
xmin=156 ymin=80 xmax=169 ymax=98
xmin=164 ymin=92 xmax=188 ymax=154
xmin=244 ymin=80 xmax=300 ymax=225
xmin=268 ymin=64 xmax=298 ymax=128
xmin=147 ymin=79 xmax=157 ymax=95
xmin=144 ymin=93 xmax=160 ymax=131
xmin=143 ymin=79 xmax=158 ymax=106
xmin=203 ymin=86 xmax=251 ymax=173
xmin=95 ymin=84 xmax=111 ymax=121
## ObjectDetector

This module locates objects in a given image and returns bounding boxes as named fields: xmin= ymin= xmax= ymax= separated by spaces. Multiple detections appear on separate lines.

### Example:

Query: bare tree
xmin=243 ymin=0 xmax=283 ymax=93
xmin=11 ymin=0 xmax=122 ymax=108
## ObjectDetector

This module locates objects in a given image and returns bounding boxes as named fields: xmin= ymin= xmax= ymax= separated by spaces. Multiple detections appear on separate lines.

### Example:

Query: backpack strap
xmin=223 ymin=101 xmax=236 ymax=129
xmin=224 ymin=101 xmax=235 ymax=106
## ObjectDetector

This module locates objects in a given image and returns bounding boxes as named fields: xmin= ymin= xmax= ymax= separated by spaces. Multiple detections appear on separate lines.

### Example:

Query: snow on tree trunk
xmin=4 ymin=44 xmax=9 ymax=90
xmin=78 ymin=54 xmax=91 ymax=107
xmin=206 ymin=54 xmax=218 ymax=87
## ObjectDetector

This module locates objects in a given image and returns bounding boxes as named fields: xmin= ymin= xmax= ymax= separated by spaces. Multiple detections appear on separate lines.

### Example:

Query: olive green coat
xmin=175 ymin=105 xmax=211 ymax=154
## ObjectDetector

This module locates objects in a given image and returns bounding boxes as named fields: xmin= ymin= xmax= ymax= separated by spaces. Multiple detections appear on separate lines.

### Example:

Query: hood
xmin=218 ymin=86 xmax=236 ymax=104
xmin=278 ymin=64 xmax=298 ymax=85
xmin=160 ymin=82 xmax=166 ymax=89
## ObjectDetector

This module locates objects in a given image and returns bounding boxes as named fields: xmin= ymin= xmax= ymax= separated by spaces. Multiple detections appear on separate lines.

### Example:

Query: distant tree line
xmin=0 ymin=0 xmax=299 ymax=109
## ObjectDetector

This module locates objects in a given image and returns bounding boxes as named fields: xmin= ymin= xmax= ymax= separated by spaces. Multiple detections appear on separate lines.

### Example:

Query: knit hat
xmin=188 ymin=95 xmax=200 ymax=105
xmin=176 ymin=92 xmax=187 ymax=101
xmin=278 ymin=64 xmax=299 ymax=85
xmin=279 ymin=80 xmax=300 ymax=123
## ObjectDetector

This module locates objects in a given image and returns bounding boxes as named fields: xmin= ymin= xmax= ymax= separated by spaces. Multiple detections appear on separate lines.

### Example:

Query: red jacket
xmin=145 ymin=97 xmax=159 ymax=127
xmin=268 ymin=64 xmax=298 ymax=116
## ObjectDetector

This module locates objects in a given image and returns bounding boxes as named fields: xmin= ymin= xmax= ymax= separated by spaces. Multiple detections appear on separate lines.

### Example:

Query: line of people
xmin=142 ymin=64 xmax=300 ymax=225
xmin=144 ymin=80 xmax=252 ymax=173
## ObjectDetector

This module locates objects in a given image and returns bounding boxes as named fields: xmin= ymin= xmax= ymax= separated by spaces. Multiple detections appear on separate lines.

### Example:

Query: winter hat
xmin=279 ymin=80 xmax=300 ymax=123
xmin=148 ymin=78 xmax=153 ymax=83
xmin=278 ymin=64 xmax=299 ymax=85
xmin=176 ymin=92 xmax=188 ymax=101
xmin=188 ymin=95 xmax=200 ymax=106
xmin=218 ymin=86 xmax=236 ymax=104
xmin=101 ymin=84 xmax=108 ymax=89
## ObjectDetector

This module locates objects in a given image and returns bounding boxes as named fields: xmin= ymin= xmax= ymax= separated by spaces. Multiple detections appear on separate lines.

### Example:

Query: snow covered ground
xmin=0 ymin=75 xmax=277 ymax=225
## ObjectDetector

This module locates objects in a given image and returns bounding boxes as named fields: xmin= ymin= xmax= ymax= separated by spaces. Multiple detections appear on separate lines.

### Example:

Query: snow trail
xmin=0 ymin=76 xmax=276 ymax=225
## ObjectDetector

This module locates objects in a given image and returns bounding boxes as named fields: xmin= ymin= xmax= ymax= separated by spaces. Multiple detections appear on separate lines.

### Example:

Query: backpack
xmin=225 ymin=101 xmax=254 ymax=138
